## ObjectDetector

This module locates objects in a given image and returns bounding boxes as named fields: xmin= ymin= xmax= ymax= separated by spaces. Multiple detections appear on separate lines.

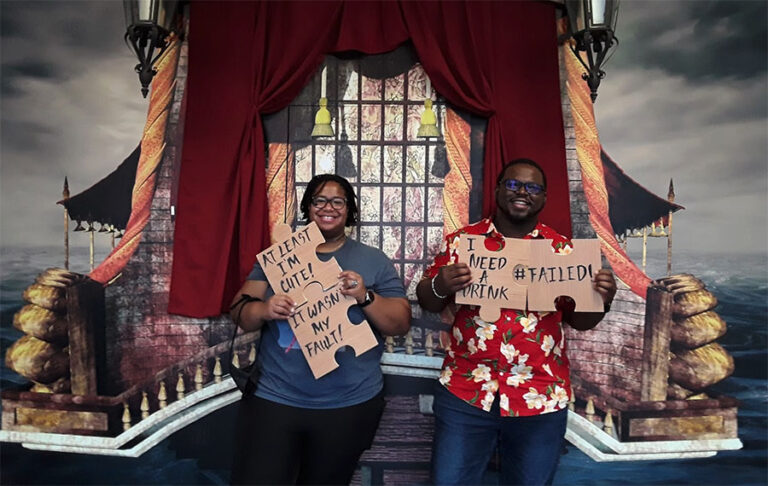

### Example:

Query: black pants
xmin=230 ymin=391 xmax=385 ymax=485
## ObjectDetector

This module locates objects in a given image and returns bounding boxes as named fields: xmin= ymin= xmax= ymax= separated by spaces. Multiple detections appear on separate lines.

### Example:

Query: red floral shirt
xmin=423 ymin=218 xmax=574 ymax=417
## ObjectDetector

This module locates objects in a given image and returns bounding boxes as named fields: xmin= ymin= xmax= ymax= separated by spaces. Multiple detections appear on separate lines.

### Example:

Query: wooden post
xmin=89 ymin=226 xmax=95 ymax=271
xmin=667 ymin=179 xmax=675 ymax=276
xmin=640 ymin=285 xmax=673 ymax=401
xmin=641 ymin=226 xmax=648 ymax=272
xmin=67 ymin=278 xmax=106 ymax=395
xmin=63 ymin=178 xmax=70 ymax=270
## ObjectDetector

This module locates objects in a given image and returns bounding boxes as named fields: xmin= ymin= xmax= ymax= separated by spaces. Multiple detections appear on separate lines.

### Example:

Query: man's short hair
xmin=496 ymin=158 xmax=547 ymax=190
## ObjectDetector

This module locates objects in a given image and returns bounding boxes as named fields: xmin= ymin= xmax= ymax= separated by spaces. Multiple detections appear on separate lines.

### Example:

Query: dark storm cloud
xmin=1 ymin=119 xmax=58 ymax=153
xmin=613 ymin=0 xmax=767 ymax=81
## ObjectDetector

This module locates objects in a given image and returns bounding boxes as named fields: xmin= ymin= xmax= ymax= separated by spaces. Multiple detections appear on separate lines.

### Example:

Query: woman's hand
xmin=338 ymin=270 xmax=367 ymax=304
xmin=264 ymin=294 xmax=296 ymax=320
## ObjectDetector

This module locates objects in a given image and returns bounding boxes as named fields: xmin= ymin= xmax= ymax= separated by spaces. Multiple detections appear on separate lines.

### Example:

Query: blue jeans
xmin=431 ymin=384 xmax=567 ymax=486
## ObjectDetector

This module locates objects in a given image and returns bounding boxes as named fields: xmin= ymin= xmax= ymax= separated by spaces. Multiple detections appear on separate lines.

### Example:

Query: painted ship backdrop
xmin=1 ymin=3 xmax=766 ymax=485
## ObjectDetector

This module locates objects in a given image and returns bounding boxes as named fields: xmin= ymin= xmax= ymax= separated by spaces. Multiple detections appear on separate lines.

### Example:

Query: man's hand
xmin=435 ymin=263 xmax=473 ymax=296
xmin=593 ymin=269 xmax=617 ymax=306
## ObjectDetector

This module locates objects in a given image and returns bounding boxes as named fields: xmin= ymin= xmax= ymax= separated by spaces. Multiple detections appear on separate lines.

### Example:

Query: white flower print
xmin=543 ymin=399 xmax=559 ymax=413
xmin=557 ymin=245 xmax=573 ymax=255
xmin=553 ymin=345 xmax=562 ymax=357
xmin=477 ymin=338 xmax=487 ymax=351
xmin=467 ymin=338 xmax=478 ymax=354
xmin=529 ymin=229 xmax=540 ymax=238
xmin=542 ymin=363 xmax=553 ymax=377
xmin=481 ymin=379 xmax=499 ymax=393
xmin=500 ymin=393 xmax=510 ymax=413
xmin=500 ymin=343 xmax=517 ymax=363
xmin=475 ymin=323 xmax=497 ymax=341
xmin=523 ymin=387 xmax=547 ymax=409
xmin=481 ymin=391 xmax=495 ymax=411
xmin=519 ymin=313 xmax=538 ymax=333
xmin=439 ymin=367 xmax=453 ymax=386
xmin=518 ymin=353 xmax=529 ymax=365
xmin=471 ymin=363 xmax=491 ymax=382
xmin=541 ymin=335 xmax=555 ymax=356
xmin=551 ymin=385 xmax=569 ymax=408
xmin=506 ymin=363 xmax=533 ymax=387
xmin=452 ymin=326 xmax=463 ymax=344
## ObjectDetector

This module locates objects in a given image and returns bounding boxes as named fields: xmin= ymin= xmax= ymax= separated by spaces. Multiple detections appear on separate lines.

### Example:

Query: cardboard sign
xmin=255 ymin=222 xmax=378 ymax=379
xmin=456 ymin=236 xmax=603 ymax=321
xmin=287 ymin=281 xmax=378 ymax=379
xmin=455 ymin=234 xmax=530 ymax=323
xmin=256 ymin=222 xmax=341 ymax=307
xmin=527 ymin=239 xmax=603 ymax=312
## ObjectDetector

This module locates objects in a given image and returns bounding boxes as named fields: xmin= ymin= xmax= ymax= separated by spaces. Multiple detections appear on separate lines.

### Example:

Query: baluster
xmin=214 ymin=356 xmax=222 ymax=383
xmin=122 ymin=402 xmax=132 ymax=431
xmin=140 ymin=391 xmax=150 ymax=419
xmin=176 ymin=371 xmax=186 ymax=400
xmin=405 ymin=330 xmax=414 ymax=355
xmin=425 ymin=331 xmax=434 ymax=357
xmin=385 ymin=336 xmax=395 ymax=353
xmin=195 ymin=363 xmax=204 ymax=391
xmin=603 ymin=409 xmax=614 ymax=435
xmin=232 ymin=350 xmax=240 ymax=368
xmin=158 ymin=381 xmax=168 ymax=409
xmin=585 ymin=398 xmax=596 ymax=423
xmin=568 ymin=386 xmax=576 ymax=412
xmin=249 ymin=343 xmax=257 ymax=364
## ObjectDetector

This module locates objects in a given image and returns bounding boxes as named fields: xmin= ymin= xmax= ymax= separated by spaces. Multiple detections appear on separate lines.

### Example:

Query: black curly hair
xmin=300 ymin=174 xmax=359 ymax=227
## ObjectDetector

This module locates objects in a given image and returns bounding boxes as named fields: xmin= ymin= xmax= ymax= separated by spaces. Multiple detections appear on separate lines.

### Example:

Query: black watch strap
xmin=359 ymin=289 xmax=375 ymax=308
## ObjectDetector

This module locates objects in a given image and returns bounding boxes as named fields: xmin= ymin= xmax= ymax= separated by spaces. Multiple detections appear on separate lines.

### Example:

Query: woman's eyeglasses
xmin=501 ymin=179 xmax=545 ymax=195
xmin=311 ymin=196 xmax=347 ymax=210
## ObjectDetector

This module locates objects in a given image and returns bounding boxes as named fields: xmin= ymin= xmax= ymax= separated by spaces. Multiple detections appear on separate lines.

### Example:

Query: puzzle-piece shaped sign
xmin=287 ymin=281 xmax=378 ymax=379
xmin=456 ymin=236 xmax=604 ymax=321
xmin=526 ymin=239 xmax=603 ymax=312
xmin=256 ymin=222 xmax=341 ymax=307
xmin=455 ymin=234 xmax=531 ymax=323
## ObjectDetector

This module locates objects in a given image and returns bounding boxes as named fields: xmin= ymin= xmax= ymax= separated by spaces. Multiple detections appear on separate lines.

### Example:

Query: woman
xmin=230 ymin=174 xmax=411 ymax=485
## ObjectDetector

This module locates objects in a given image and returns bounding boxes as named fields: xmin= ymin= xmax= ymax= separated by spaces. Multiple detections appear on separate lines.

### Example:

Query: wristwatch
xmin=359 ymin=289 xmax=375 ymax=308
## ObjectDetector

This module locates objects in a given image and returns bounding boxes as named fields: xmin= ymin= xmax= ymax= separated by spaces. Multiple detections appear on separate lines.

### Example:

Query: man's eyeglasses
xmin=311 ymin=196 xmax=347 ymax=210
xmin=501 ymin=179 xmax=545 ymax=195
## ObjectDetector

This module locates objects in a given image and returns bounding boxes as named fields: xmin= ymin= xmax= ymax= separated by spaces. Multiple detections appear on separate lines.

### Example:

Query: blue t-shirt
xmin=247 ymin=237 xmax=406 ymax=408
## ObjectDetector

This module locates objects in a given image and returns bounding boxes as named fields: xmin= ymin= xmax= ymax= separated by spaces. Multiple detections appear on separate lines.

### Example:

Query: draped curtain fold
xmin=169 ymin=0 xmax=568 ymax=317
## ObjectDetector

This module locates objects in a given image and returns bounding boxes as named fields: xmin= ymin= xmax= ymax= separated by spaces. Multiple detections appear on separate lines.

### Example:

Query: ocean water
xmin=1 ymin=246 xmax=766 ymax=485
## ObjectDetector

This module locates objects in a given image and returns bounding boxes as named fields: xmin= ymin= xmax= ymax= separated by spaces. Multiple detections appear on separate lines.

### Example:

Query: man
xmin=417 ymin=158 xmax=616 ymax=485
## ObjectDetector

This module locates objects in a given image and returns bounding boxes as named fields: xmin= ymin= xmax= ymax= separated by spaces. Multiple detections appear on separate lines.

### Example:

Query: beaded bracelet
xmin=431 ymin=275 xmax=448 ymax=299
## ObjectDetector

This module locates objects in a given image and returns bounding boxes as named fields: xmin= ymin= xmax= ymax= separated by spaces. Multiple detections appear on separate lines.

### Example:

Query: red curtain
xmin=169 ymin=0 xmax=568 ymax=317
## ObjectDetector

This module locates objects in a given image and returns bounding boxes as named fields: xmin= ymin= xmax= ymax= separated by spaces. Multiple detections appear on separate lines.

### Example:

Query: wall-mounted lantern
xmin=564 ymin=0 xmax=620 ymax=102
xmin=123 ymin=0 xmax=181 ymax=97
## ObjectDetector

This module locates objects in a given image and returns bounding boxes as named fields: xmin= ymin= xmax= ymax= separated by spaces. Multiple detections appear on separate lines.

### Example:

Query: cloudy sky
xmin=1 ymin=1 xmax=766 ymax=259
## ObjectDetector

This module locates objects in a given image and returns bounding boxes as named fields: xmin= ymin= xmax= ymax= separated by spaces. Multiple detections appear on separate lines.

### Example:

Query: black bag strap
xmin=229 ymin=293 xmax=262 ymax=368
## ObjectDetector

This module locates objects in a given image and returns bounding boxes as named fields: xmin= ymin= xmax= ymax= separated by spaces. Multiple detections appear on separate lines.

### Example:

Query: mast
xmin=667 ymin=179 xmax=675 ymax=276
xmin=63 ymin=177 xmax=70 ymax=270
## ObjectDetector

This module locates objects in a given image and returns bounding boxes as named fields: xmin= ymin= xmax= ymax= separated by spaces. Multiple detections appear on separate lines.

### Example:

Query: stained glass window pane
xmin=384 ymin=146 xmax=403 ymax=183
xmin=405 ymin=145 xmax=426 ymax=184
xmin=382 ymin=187 xmax=402 ymax=222
xmin=382 ymin=226 xmax=402 ymax=260
xmin=405 ymin=187 xmax=424 ymax=223
xmin=361 ymin=76 xmax=382 ymax=100
xmin=360 ymin=146 xmax=381 ymax=183
xmin=384 ymin=74 xmax=405 ymax=101
xmin=360 ymin=186 xmax=381 ymax=222
xmin=405 ymin=227 xmax=424 ymax=260
xmin=427 ymin=187 xmax=444 ymax=223
xmin=361 ymin=105 xmax=382 ymax=141
xmin=295 ymin=146 xmax=312 ymax=183
xmin=384 ymin=105 xmax=404 ymax=141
